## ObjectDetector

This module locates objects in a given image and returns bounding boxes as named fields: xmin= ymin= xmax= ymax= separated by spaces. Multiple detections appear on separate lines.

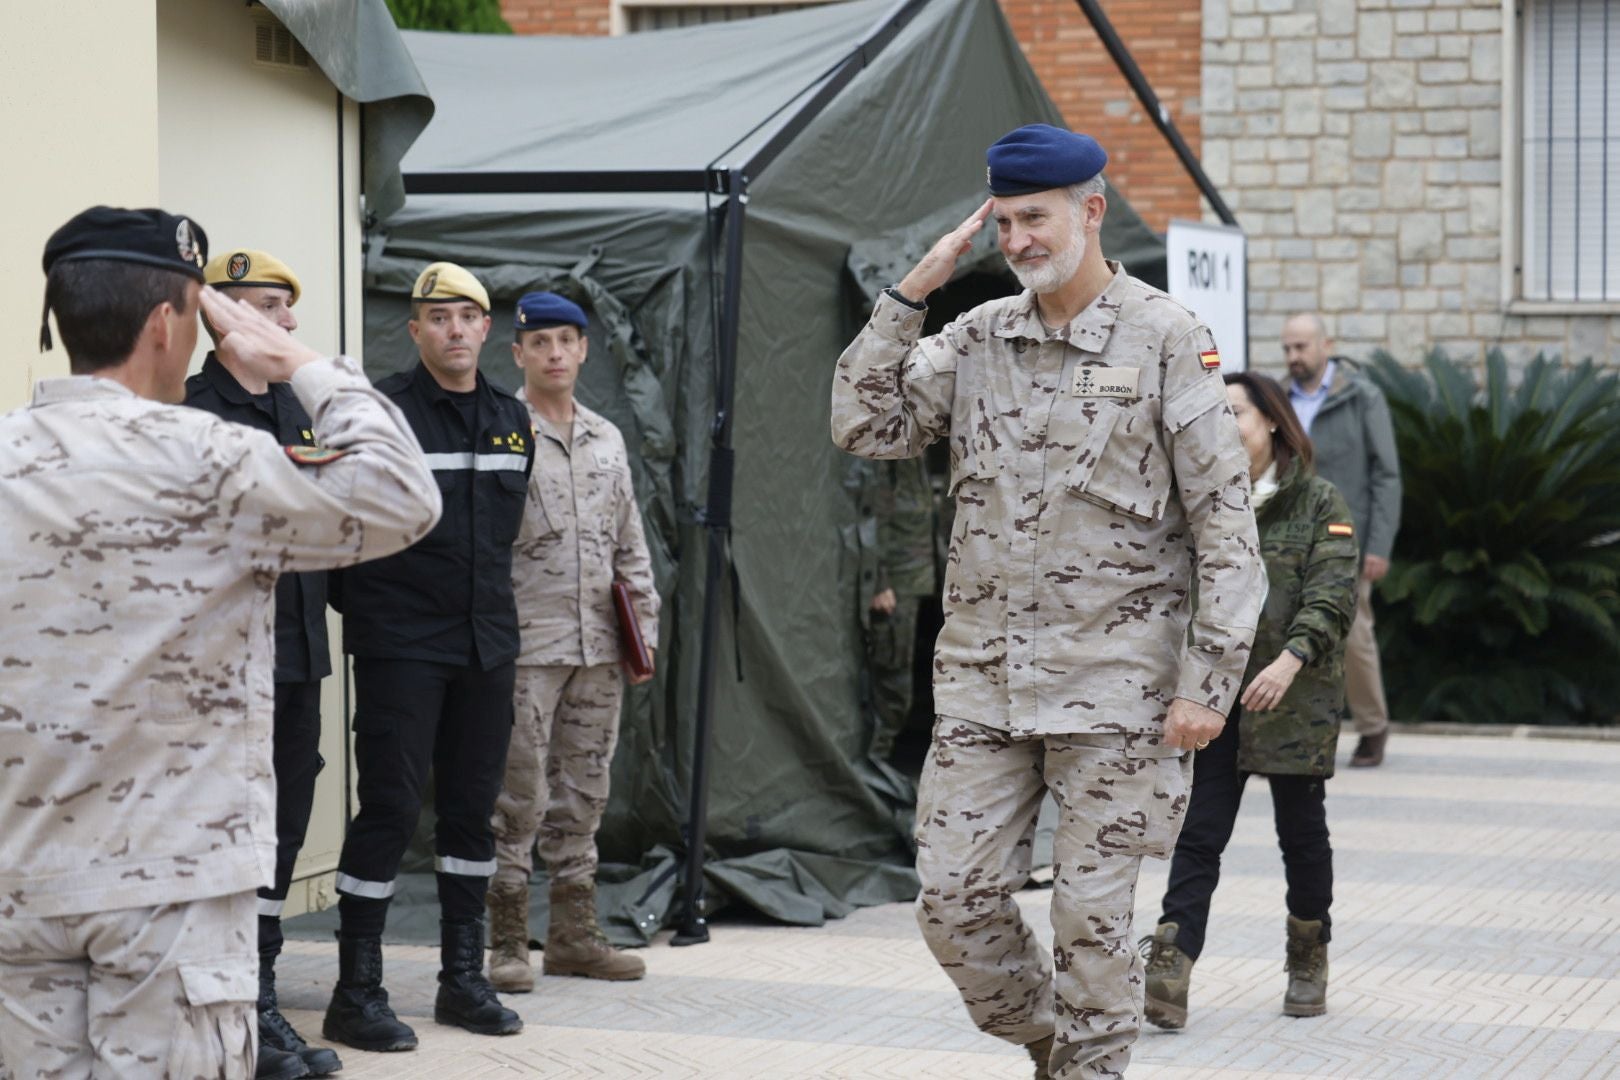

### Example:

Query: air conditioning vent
xmin=254 ymin=17 xmax=311 ymax=70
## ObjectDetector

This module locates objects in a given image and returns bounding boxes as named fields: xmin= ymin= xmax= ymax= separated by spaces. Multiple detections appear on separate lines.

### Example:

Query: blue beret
xmin=515 ymin=291 xmax=587 ymax=331
xmin=986 ymin=125 xmax=1108 ymax=197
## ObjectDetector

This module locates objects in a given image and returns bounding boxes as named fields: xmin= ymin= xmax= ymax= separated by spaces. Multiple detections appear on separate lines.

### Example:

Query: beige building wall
xmin=6 ymin=0 xmax=367 ymax=917
xmin=1201 ymin=0 xmax=1620 ymax=370
xmin=0 ymin=2 xmax=160 ymax=411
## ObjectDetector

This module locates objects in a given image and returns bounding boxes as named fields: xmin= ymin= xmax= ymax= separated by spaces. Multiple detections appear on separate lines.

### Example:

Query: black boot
xmin=255 ymin=1042 xmax=308 ymax=1080
xmin=260 ymin=954 xmax=342 ymax=1076
xmin=321 ymin=934 xmax=418 ymax=1052
xmin=434 ymin=919 xmax=523 ymax=1035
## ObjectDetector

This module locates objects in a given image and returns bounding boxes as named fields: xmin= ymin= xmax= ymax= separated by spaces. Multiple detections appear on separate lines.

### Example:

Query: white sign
xmin=1167 ymin=220 xmax=1248 ymax=373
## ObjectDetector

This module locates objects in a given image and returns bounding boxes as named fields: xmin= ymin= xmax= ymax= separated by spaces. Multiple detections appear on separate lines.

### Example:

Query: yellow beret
xmin=412 ymin=261 xmax=489 ymax=312
xmin=204 ymin=249 xmax=301 ymax=305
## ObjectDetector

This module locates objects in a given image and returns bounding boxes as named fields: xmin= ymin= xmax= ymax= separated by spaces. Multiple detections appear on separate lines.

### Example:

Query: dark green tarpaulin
xmin=307 ymin=0 xmax=1168 ymax=944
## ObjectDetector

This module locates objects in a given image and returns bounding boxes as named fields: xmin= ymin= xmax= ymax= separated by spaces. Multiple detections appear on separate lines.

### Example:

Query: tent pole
xmin=1071 ymin=0 xmax=1238 ymax=228
xmin=673 ymin=167 xmax=747 ymax=946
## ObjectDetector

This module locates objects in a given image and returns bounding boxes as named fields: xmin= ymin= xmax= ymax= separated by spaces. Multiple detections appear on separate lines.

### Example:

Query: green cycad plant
xmin=1366 ymin=349 xmax=1620 ymax=725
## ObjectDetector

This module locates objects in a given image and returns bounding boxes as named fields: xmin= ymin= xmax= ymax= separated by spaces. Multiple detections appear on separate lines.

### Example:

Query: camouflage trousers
xmin=0 ymin=890 xmax=256 ymax=1079
xmin=915 ymin=718 xmax=1192 ymax=1080
xmin=492 ymin=663 xmax=623 ymax=890
xmin=867 ymin=594 xmax=921 ymax=759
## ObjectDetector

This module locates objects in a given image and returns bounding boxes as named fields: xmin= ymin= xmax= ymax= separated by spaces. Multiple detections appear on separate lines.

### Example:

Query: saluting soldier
xmin=324 ymin=263 xmax=532 ymax=1052
xmin=487 ymin=292 xmax=659 ymax=991
xmin=0 ymin=207 xmax=440 ymax=1080
xmin=184 ymin=248 xmax=342 ymax=1079
xmin=830 ymin=127 xmax=1265 ymax=1079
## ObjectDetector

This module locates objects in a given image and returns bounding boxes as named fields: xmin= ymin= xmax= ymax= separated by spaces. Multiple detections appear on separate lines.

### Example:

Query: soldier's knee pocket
xmin=166 ymin=961 xmax=256 ymax=1079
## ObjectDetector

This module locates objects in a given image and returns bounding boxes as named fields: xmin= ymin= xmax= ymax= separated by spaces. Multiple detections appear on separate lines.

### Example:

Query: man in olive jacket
xmin=1283 ymin=314 xmax=1401 ymax=767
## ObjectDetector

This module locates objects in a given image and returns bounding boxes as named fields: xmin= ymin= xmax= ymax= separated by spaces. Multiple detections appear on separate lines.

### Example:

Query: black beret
xmin=42 ymin=206 xmax=208 ymax=282
xmin=986 ymin=125 xmax=1108 ymax=197
xmin=39 ymin=206 xmax=208 ymax=352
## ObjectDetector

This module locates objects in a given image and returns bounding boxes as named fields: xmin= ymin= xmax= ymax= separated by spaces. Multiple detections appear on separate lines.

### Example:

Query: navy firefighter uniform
xmin=184 ymin=247 xmax=345 ymax=1080
xmin=325 ymin=261 xmax=533 ymax=1051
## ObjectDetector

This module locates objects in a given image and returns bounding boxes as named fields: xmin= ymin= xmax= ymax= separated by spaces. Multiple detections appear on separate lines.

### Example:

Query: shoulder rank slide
xmin=1327 ymin=522 xmax=1354 ymax=537
xmin=285 ymin=444 xmax=349 ymax=467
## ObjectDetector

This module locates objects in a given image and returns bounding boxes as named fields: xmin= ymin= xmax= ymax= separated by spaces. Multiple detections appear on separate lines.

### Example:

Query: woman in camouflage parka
xmin=1142 ymin=371 xmax=1359 ymax=1030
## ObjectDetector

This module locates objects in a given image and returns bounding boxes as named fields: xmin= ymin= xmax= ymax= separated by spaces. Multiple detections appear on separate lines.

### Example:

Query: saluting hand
xmin=201 ymin=287 xmax=321 ymax=384
xmin=895 ymin=199 xmax=994 ymax=304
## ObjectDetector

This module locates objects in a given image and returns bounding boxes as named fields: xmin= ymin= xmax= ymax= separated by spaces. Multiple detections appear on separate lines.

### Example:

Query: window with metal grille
xmin=622 ymin=2 xmax=819 ymax=33
xmin=253 ymin=16 xmax=312 ymax=70
xmin=1520 ymin=0 xmax=1620 ymax=302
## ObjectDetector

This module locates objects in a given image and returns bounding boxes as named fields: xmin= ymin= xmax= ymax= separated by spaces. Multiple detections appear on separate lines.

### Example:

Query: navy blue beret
xmin=986 ymin=125 xmax=1108 ymax=197
xmin=515 ymin=291 xmax=588 ymax=331
xmin=43 ymin=206 xmax=208 ymax=280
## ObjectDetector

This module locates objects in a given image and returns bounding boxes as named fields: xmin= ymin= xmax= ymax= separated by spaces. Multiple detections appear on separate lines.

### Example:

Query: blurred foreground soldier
xmin=186 ymin=248 xmax=342 ymax=1079
xmin=830 ymin=126 xmax=1264 ymax=1079
xmin=0 ymin=207 xmax=440 ymax=1080
xmin=865 ymin=457 xmax=936 ymax=761
xmin=487 ymin=292 xmax=659 ymax=991
xmin=1283 ymin=314 xmax=1401 ymax=767
xmin=1144 ymin=373 xmax=1358 ymax=1030
xmin=325 ymin=262 xmax=531 ymax=1051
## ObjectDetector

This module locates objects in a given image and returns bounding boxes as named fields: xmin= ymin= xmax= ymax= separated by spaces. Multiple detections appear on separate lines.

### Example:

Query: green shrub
xmin=1366 ymin=349 xmax=1620 ymax=726
xmin=385 ymin=0 xmax=512 ymax=33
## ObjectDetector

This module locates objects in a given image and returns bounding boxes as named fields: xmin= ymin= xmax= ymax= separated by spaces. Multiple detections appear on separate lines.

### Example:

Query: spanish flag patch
xmin=285 ymin=444 xmax=349 ymax=467
xmin=1199 ymin=350 xmax=1221 ymax=370
xmin=1327 ymin=523 xmax=1354 ymax=537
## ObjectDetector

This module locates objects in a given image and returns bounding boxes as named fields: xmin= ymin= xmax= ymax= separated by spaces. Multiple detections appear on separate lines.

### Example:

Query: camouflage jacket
xmin=831 ymin=264 xmax=1264 ymax=736
xmin=872 ymin=457 xmax=937 ymax=598
xmin=511 ymin=395 xmax=659 ymax=667
xmin=1237 ymin=460 xmax=1360 ymax=777
xmin=0 ymin=359 xmax=441 ymax=918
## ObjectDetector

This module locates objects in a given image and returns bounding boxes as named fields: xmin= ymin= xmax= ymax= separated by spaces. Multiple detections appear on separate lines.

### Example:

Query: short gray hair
xmin=1065 ymin=174 xmax=1107 ymax=212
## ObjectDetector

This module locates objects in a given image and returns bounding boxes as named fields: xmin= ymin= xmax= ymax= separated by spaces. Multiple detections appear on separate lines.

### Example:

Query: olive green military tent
xmin=324 ymin=0 xmax=1168 ymax=943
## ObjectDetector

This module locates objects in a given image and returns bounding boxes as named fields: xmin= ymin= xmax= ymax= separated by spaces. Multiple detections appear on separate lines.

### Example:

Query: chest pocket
xmin=1049 ymin=396 xmax=1173 ymax=523
xmin=492 ymin=467 xmax=530 ymax=544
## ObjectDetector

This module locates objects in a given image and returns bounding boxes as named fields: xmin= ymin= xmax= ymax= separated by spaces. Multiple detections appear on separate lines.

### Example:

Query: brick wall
xmin=1201 ymin=0 xmax=1619 ymax=369
xmin=501 ymin=0 xmax=609 ymax=35
xmin=999 ymin=0 xmax=1205 ymax=232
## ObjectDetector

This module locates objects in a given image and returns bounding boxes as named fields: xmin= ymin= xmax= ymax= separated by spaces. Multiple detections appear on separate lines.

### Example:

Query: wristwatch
xmin=1285 ymin=645 xmax=1308 ymax=663
xmin=885 ymin=286 xmax=926 ymax=310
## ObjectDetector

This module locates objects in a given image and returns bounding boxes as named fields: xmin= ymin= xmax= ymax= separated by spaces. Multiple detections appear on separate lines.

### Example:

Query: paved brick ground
xmin=276 ymin=732 xmax=1620 ymax=1077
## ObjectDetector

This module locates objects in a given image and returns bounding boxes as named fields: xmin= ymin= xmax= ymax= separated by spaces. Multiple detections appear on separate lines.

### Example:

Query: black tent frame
xmin=404 ymin=0 xmax=932 ymax=945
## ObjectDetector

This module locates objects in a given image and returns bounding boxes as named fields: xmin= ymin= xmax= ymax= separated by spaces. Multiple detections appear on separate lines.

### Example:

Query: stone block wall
xmin=1200 ymin=0 xmax=1620 ymax=370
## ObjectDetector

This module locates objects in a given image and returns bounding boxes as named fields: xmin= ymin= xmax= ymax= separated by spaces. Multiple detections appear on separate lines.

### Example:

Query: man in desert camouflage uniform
xmin=487 ymin=292 xmax=660 ymax=991
xmin=830 ymin=126 xmax=1264 ymax=1078
xmin=865 ymin=457 xmax=937 ymax=760
xmin=0 ymin=206 xmax=440 ymax=1080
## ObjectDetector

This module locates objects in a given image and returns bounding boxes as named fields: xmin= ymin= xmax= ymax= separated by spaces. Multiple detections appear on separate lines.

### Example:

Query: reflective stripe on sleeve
xmin=257 ymin=897 xmax=286 ymax=918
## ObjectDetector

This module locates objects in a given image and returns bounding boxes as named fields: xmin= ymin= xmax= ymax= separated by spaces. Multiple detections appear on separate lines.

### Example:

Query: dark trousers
xmin=336 ymin=658 xmax=517 ymax=938
xmin=259 ymin=679 xmax=324 ymax=961
xmin=1159 ymin=707 xmax=1333 ymax=961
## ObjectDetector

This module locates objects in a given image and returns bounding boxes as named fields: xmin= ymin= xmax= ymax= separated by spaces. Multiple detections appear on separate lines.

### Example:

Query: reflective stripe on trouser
xmin=1343 ymin=579 xmax=1390 ymax=736
xmin=260 ymin=679 xmax=324 ymax=959
xmin=914 ymin=717 xmax=1192 ymax=1080
xmin=337 ymin=658 xmax=517 ymax=928
xmin=492 ymin=663 xmax=624 ymax=890
xmin=0 ymin=890 xmax=257 ymax=1080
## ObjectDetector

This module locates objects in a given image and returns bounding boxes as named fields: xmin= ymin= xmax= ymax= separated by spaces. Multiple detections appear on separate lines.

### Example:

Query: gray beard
xmin=1006 ymin=230 xmax=1086 ymax=294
